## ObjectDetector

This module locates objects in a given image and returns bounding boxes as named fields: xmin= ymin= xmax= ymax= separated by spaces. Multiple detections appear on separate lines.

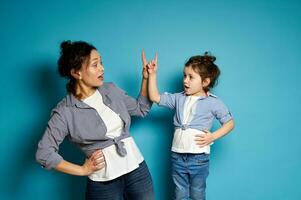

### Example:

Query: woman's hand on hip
xmin=82 ymin=149 xmax=105 ymax=176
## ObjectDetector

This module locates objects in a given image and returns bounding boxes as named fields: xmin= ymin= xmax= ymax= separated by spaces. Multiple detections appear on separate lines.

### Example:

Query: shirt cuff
xmin=220 ymin=113 xmax=233 ymax=125
xmin=158 ymin=93 xmax=168 ymax=106
xmin=138 ymin=95 xmax=152 ymax=108
xmin=44 ymin=152 xmax=63 ymax=170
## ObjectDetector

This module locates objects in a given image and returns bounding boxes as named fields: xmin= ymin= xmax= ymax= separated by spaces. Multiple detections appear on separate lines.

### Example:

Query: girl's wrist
xmin=149 ymin=73 xmax=157 ymax=77
xmin=211 ymin=133 xmax=218 ymax=141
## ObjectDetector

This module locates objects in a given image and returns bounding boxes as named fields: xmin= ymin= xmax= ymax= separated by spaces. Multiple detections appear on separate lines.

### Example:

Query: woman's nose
xmin=99 ymin=64 xmax=104 ymax=72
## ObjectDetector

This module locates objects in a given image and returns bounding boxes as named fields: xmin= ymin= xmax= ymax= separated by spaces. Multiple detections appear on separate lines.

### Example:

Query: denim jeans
xmin=171 ymin=152 xmax=210 ymax=200
xmin=86 ymin=161 xmax=154 ymax=200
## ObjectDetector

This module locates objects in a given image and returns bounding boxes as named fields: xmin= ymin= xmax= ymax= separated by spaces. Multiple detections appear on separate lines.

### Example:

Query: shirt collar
xmin=207 ymin=92 xmax=217 ymax=98
xmin=181 ymin=91 xmax=218 ymax=100
xmin=66 ymin=84 xmax=110 ymax=108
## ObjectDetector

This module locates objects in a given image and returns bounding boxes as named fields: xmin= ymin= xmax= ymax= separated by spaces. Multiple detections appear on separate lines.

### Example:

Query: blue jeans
xmin=86 ymin=161 xmax=154 ymax=200
xmin=171 ymin=152 xmax=210 ymax=200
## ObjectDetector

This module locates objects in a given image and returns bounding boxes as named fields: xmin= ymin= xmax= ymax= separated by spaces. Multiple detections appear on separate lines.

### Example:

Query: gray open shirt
xmin=35 ymin=83 xmax=152 ymax=169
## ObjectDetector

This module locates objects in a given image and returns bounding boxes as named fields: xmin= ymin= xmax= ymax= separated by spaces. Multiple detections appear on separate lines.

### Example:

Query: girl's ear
xmin=70 ymin=69 xmax=82 ymax=80
xmin=203 ymin=78 xmax=211 ymax=87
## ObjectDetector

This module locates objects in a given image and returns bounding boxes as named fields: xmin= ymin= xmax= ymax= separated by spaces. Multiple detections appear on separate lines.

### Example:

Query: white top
xmin=172 ymin=95 xmax=211 ymax=154
xmin=83 ymin=90 xmax=144 ymax=181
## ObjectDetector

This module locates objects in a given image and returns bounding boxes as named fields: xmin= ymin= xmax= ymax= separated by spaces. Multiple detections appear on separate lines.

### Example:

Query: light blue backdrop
xmin=1 ymin=0 xmax=300 ymax=199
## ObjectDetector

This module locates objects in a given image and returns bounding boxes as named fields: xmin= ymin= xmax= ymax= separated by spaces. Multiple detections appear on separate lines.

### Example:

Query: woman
xmin=36 ymin=40 xmax=154 ymax=200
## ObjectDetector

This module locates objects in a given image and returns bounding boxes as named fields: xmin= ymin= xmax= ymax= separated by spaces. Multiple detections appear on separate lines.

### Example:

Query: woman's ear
xmin=70 ymin=69 xmax=82 ymax=80
xmin=203 ymin=78 xmax=211 ymax=87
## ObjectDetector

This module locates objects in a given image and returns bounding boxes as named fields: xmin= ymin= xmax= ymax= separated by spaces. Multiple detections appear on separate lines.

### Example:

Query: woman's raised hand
xmin=82 ymin=149 xmax=105 ymax=176
xmin=142 ymin=49 xmax=149 ymax=79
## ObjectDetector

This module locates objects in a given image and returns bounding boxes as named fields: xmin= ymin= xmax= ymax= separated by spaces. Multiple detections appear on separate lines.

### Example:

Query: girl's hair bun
xmin=203 ymin=51 xmax=216 ymax=63
xmin=60 ymin=40 xmax=72 ymax=51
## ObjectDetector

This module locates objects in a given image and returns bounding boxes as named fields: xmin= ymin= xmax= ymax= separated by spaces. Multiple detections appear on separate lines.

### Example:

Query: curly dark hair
xmin=185 ymin=52 xmax=220 ymax=92
xmin=57 ymin=40 xmax=96 ymax=95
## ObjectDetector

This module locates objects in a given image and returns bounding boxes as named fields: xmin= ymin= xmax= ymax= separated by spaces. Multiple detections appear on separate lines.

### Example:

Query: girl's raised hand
xmin=147 ymin=53 xmax=158 ymax=74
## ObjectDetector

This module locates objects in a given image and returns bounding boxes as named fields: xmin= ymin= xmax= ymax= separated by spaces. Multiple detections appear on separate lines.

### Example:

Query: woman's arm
xmin=55 ymin=150 xmax=105 ymax=176
xmin=140 ymin=49 xmax=148 ymax=97
xmin=36 ymin=111 xmax=105 ymax=175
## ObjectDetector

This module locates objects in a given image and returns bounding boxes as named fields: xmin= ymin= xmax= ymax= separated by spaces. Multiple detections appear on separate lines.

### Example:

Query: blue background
xmin=1 ymin=0 xmax=300 ymax=199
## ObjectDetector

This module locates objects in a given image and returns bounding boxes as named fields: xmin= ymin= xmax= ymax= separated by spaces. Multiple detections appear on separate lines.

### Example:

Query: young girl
xmin=147 ymin=52 xmax=234 ymax=200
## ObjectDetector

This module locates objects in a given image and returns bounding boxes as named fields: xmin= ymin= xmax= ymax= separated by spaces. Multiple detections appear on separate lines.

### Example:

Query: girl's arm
xmin=195 ymin=119 xmax=235 ymax=147
xmin=147 ymin=54 xmax=161 ymax=103
xmin=212 ymin=119 xmax=234 ymax=141
xmin=140 ymin=49 xmax=148 ymax=97
xmin=55 ymin=150 xmax=105 ymax=176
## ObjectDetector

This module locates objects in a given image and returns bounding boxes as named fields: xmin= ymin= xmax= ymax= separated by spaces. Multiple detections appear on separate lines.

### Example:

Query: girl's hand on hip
xmin=194 ymin=130 xmax=215 ymax=148
xmin=82 ymin=149 xmax=105 ymax=176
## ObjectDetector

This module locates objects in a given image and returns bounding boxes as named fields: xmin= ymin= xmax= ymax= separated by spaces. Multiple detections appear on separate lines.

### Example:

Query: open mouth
xmin=98 ymin=73 xmax=104 ymax=80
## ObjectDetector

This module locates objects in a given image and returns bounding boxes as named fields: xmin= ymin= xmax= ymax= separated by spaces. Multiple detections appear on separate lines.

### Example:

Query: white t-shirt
xmin=172 ymin=95 xmax=211 ymax=154
xmin=83 ymin=90 xmax=144 ymax=181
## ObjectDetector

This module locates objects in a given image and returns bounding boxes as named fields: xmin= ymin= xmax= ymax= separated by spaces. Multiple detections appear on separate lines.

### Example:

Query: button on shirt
xmin=159 ymin=92 xmax=233 ymax=154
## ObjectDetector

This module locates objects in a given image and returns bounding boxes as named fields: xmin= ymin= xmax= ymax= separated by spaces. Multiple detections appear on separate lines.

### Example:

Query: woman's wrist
xmin=80 ymin=164 xmax=89 ymax=176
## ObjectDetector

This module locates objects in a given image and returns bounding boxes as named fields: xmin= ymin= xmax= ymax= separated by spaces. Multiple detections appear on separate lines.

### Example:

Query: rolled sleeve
xmin=137 ymin=95 xmax=152 ymax=115
xmin=110 ymin=83 xmax=152 ymax=117
xmin=213 ymin=99 xmax=233 ymax=125
xmin=158 ymin=92 xmax=177 ymax=109
xmin=35 ymin=109 xmax=68 ymax=169
xmin=41 ymin=150 xmax=63 ymax=170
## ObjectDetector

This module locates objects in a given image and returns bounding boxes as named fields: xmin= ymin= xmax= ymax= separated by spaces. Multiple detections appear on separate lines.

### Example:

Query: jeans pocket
xmin=171 ymin=152 xmax=180 ymax=161
xmin=194 ymin=153 xmax=209 ymax=165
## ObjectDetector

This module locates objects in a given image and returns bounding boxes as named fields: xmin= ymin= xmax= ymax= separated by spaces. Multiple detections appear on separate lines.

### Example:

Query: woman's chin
xmin=94 ymin=81 xmax=104 ymax=87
